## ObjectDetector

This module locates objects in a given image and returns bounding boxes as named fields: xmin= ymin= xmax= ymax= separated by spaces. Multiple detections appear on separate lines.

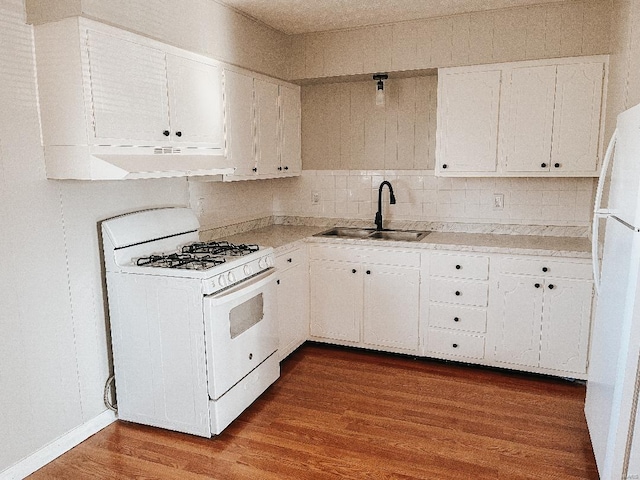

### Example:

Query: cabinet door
xmin=309 ymin=261 xmax=362 ymax=343
xmin=489 ymin=274 xmax=543 ymax=367
xmin=224 ymin=69 xmax=256 ymax=175
xmin=277 ymin=262 xmax=309 ymax=361
xmin=280 ymin=84 xmax=302 ymax=175
xmin=551 ymin=62 xmax=604 ymax=173
xmin=539 ymin=278 xmax=592 ymax=373
xmin=363 ymin=266 xmax=420 ymax=352
xmin=86 ymin=29 xmax=170 ymax=144
xmin=501 ymin=65 xmax=556 ymax=173
xmin=166 ymin=55 xmax=224 ymax=147
xmin=254 ymin=79 xmax=280 ymax=176
xmin=437 ymin=69 xmax=501 ymax=173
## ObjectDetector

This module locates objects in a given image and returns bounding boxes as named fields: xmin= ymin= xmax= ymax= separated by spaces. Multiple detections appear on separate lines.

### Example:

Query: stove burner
xmin=182 ymin=241 xmax=260 ymax=257
xmin=136 ymin=253 xmax=226 ymax=270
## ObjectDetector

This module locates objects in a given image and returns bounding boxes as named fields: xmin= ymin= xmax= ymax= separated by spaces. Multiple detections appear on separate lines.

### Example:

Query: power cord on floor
xmin=104 ymin=375 xmax=117 ymax=412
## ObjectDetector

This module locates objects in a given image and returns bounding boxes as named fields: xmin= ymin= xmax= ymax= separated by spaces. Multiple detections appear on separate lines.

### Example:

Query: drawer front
xmin=497 ymin=256 xmax=592 ymax=280
xmin=429 ymin=304 xmax=487 ymax=333
xmin=309 ymin=245 xmax=420 ymax=267
xmin=427 ymin=329 xmax=485 ymax=359
xmin=430 ymin=253 xmax=489 ymax=280
xmin=276 ymin=247 xmax=306 ymax=271
xmin=430 ymin=279 xmax=489 ymax=307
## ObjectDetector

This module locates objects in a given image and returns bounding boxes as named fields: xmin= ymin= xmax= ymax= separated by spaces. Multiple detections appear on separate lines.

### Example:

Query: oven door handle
xmin=206 ymin=268 xmax=276 ymax=305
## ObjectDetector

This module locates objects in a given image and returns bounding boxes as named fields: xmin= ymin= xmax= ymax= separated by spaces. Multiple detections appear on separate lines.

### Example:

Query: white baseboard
xmin=0 ymin=410 xmax=117 ymax=480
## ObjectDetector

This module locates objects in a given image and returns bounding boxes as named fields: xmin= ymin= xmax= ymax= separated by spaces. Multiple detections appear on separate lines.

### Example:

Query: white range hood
xmin=44 ymin=145 xmax=235 ymax=180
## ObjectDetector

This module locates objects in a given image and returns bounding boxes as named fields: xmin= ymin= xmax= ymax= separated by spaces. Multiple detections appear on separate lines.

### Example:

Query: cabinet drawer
xmin=427 ymin=329 xmax=485 ymax=359
xmin=429 ymin=304 xmax=487 ymax=333
xmin=309 ymin=245 xmax=420 ymax=267
xmin=276 ymin=247 xmax=306 ymax=271
xmin=430 ymin=279 xmax=489 ymax=307
xmin=430 ymin=253 xmax=489 ymax=280
xmin=497 ymin=257 xmax=592 ymax=280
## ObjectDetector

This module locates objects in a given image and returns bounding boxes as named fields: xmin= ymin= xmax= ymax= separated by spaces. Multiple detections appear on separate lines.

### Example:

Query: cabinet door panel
xmin=540 ymin=279 xmax=592 ymax=373
xmin=363 ymin=266 xmax=420 ymax=351
xmin=489 ymin=274 xmax=542 ymax=367
xmin=309 ymin=262 xmax=361 ymax=342
xmin=280 ymin=84 xmax=301 ymax=175
xmin=224 ymin=70 xmax=255 ymax=175
xmin=86 ymin=30 xmax=169 ymax=144
xmin=437 ymin=69 xmax=501 ymax=173
xmin=501 ymin=65 xmax=556 ymax=172
xmin=254 ymin=79 xmax=280 ymax=176
xmin=277 ymin=262 xmax=309 ymax=360
xmin=167 ymin=55 xmax=223 ymax=147
xmin=551 ymin=62 xmax=604 ymax=172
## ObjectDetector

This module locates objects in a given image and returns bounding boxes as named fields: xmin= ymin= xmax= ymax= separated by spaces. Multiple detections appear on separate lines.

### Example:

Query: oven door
xmin=204 ymin=268 xmax=278 ymax=400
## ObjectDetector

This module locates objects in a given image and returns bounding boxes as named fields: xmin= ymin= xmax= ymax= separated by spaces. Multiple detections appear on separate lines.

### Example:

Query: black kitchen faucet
xmin=374 ymin=181 xmax=396 ymax=231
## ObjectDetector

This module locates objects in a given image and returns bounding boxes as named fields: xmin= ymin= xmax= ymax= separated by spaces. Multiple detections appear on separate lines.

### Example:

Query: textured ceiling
xmin=217 ymin=0 xmax=569 ymax=35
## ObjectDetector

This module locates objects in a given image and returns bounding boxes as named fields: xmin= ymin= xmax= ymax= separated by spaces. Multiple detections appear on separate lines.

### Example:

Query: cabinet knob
xmin=541 ymin=163 xmax=547 ymax=168
xmin=284 ymin=166 xmax=289 ymax=170
xmin=548 ymin=284 xmax=555 ymax=289
xmin=542 ymin=267 xmax=548 ymax=272
xmin=249 ymin=353 xmax=253 ymax=360
xmin=252 ymin=167 xmax=258 ymax=172
xmin=455 ymin=290 xmax=461 ymax=296
xmin=534 ymin=283 xmax=541 ymax=288
xmin=554 ymin=163 xmax=560 ymax=168
xmin=175 ymin=131 xmax=182 ymax=137
xmin=455 ymin=264 xmax=461 ymax=270
xmin=454 ymin=317 xmax=460 ymax=322
xmin=163 ymin=130 xmax=170 ymax=136
xmin=442 ymin=164 xmax=448 ymax=169
xmin=352 ymin=269 xmax=357 ymax=274
xmin=276 ymin=279 xmax=280 ymax=285
xmin=287 ymin=258 xmax=292 ymax=263
xmin=366 ymin=270 xmax=371 ymax=275
xmin=278 ymin=167 xmax=282 ymax=171
xmin=452 ymin=343 xmax=458 ymax=348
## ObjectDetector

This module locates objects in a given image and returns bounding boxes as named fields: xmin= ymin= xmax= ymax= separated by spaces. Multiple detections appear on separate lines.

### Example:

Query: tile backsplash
xmin=273 ymin=170 xmax=595 ymax=226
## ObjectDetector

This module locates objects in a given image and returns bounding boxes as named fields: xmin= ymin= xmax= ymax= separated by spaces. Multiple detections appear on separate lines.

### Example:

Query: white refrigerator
xmin=587 ymin=102 xmax=640 ymax=479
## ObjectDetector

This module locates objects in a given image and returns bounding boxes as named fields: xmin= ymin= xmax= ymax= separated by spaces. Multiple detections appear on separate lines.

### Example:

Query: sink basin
xmin=369 ymin=230 xmax=431 ymax=242
xmin=315 ymin=227 xmax=430 ymax=242
xmin=316 ymin=227 xmax=375 ymax=239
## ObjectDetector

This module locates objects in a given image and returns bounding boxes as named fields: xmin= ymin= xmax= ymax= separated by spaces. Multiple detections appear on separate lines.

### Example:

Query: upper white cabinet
xmin=436 ymin=56 xmax=607 ymax=177
xmin=223 ymin=69 xmax=302 ymax=181
xmin=436 ymin=68 xmax=502 ymax=174
xmin=34 ymin=18 xmax=232 ymax=180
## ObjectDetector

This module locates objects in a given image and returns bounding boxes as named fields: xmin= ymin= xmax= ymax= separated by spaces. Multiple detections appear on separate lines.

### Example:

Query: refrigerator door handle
xmin=592 ymin=129 xmax=619 ymax=294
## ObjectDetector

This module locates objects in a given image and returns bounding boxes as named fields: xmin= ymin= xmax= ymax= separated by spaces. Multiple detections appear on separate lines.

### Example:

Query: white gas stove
xmin=101 ymin=207 xmax=279 ymax=437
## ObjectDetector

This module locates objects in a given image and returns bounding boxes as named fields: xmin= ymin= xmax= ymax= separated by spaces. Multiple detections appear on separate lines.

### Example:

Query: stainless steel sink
xmin=315 ymin=227 xmax=430 ymax=242
xmin=368 ymin=230 xmax=431 ymax=242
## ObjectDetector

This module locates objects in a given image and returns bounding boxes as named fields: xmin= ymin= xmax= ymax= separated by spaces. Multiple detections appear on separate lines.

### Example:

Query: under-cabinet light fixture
xmin=373 ymin=73 xmax=388 ymax=107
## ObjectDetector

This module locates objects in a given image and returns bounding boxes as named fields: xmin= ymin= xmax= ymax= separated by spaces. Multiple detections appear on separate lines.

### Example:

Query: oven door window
xmin=229 ymin=293 xmax=264 ymax=339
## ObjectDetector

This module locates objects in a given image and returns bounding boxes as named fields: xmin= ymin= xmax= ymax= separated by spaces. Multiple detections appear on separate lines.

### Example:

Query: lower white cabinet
xmin=276 ymin=247 xmax=309 ymax=360
xmin=487 ymin=256 xmax=593 ymax=376
xmin=309 ymin=244 xmax=421 ymax=355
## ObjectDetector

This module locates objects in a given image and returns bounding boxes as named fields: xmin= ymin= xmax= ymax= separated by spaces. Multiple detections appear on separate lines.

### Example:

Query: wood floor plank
xmin=28 ymin=343 xmax=598 ymax=479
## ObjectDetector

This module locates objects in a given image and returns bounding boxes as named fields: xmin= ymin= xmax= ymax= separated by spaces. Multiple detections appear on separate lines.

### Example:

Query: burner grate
xmin=136 ymin=253 xmax=226 ymax=270
xmin=182 ymin=241 xmax=259 ymax=257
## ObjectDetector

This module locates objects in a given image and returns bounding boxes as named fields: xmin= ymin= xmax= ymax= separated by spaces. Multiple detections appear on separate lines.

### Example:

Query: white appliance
xmin=101 ymin=207 xmax=279 ymax=437
xmin=587 ymin=103 xmax=640 ymax=479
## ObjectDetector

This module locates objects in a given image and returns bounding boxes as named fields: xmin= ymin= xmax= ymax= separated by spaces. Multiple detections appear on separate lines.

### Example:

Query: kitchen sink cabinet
xmin=436 ymin=55 xmax=607 ymax=177
xmin=308 ymin=244 xmax=421 ymax=355
xmin=487 ymin=256 xmax=593 ymax=376
xmin=223 ymin=69 xmax=301 ymax=180
xmin=276 ymin=247 xmax=309 ymax=361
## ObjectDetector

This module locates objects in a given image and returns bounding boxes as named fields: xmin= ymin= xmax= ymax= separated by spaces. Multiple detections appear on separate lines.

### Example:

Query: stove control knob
xmin=258 ymin=258 xmax=266 ymax=269
xmin=218 ymin=274 xmax=227 ymax=287
xmin=227 ymin=272 xmax=236 ymax=284
xmin=266 ymin=256 xmax=274 ymax=267
xmin=243 ymin=265 xmax=254 ymax=276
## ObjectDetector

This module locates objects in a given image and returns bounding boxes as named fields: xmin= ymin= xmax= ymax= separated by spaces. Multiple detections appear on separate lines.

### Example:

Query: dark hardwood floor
xmin=29 ymin=343 xmax=599 ymax=479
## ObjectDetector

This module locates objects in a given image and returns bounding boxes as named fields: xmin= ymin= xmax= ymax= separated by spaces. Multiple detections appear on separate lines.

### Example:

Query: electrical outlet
xmin=312 ymin=191 xmax=320 ymax=205
xmin=493 ymin=193 xmax=504 ymax=210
